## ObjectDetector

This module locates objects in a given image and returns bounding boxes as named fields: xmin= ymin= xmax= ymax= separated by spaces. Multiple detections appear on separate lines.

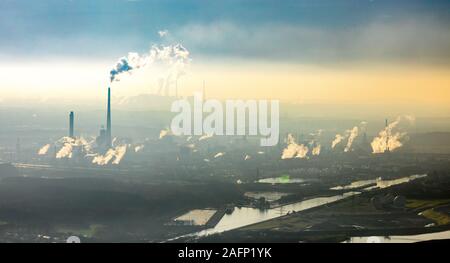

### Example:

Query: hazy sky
xmin=0 ymin=0 xmax=449 ymax=116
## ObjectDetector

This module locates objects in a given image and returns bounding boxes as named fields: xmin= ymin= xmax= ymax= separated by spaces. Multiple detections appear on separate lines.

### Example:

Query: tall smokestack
xmin=106 ymin=87 xmax=112 ymax=148
xmin=69 ymin=111 xmax=74 ymax=138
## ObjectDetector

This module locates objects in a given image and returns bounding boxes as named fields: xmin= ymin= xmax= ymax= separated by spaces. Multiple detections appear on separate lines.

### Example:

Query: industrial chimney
xmin=69 ymin=111 xmax=74 ymax=138
xmin=106 ymin=87 xmax=112 ymax=148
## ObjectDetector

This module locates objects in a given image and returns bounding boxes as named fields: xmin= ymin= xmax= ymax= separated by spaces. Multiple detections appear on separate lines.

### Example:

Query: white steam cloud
xmin=308 ymin=129 xmax=322 ymax=156
xmin=344 ymin=126 xmax=359 ymax=153
xmin=55 ymin=137 xmax=93 ymax=159
xmin=332 ymin=134 xmax=345 ymax=149
xmin=199 ymin=133 xmax=213 ymax=141
xmin=38 ymin=144 xmax=50 ymax=155
xmin=311 ymin=144 xmax=321 ymax=156
xmin=109 ymin=41 xmax=191 ymax=85
xmin=38 ymin=136 xmax=129 ymax=165
xmin=332 ymin=122 xmax=367 ymax=152
xmin=134 ymin=144 xmax=145 ymax=153
xmin=282 ymin=134 xmax=309 ymax=159
xmin=214 ymin=152 xmax=225 ymax=158
xmin=92 ymin=145 xmax=127 ymax=165
xmin=159 ymin=129 xmax=172 ymax=139
xmin=371 ymin=115 xmax=415 ymax=154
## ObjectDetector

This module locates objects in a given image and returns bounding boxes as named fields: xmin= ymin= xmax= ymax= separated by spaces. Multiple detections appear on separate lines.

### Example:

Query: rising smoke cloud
xmin=282 ymin=133 xmax=309 ymax=159
xmin=344 ymin=126 xmax=359 ymax=152
xmin=38 ymin=136 xmax=130 ymax=165
xmin=332 ymin=134 xmax=345 ymax=149
xmin=55 ymin=137 xmax=93 ymax=159
xmin=214 ymin=152 xmax=225 ymax=158
xmin=38 ymin=144 xmax=50 ymax=155
xmin=311 ymin=144 xmax=321 ymax=156
xmin=371 ymin=115 xmax=415 ymax=153
xmin=332 ymin=121 xmax=367 ymax=152
xmin=134 ymin=144 xmax=145 ymax=153
xmin=92 ymin=145 xmax=127 ymax=165
xmin=309 ymin=129 xmax=322 ymax=156
xmin=199 ymin=133 xmax=213 ymax=141
xmin=109 ymin=41 xmax=191 ymax=85
xmin=159 ymin=129 xmax=172 ymax=139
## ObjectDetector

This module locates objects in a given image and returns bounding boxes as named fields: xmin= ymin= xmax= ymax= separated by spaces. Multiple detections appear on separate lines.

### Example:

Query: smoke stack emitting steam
xmin=44 ymin=33 xmax=191 ymax=165
xmin=331 ymin=121 xmax=367 ymax=152
xmin=371 ymin=116 xmax=414 ymax=154
xmin=282 ymin=134 xmax=309 ymax=159
xmin=109 ymin=40 xmax=191 ymax=96
xmin=281 ymin=130 xmax=322 ymax=159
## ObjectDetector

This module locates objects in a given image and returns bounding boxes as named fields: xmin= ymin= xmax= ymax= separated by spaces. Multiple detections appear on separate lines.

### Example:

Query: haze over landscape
xmin=1 ymin=0 xmax=449 ymax=118
xmin=0 ymin=0 xmax=449 ymax=244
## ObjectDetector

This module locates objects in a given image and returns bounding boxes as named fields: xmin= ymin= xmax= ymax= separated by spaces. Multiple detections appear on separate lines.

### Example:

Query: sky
xmin=0 ymin=0 xmax=449 ymax=117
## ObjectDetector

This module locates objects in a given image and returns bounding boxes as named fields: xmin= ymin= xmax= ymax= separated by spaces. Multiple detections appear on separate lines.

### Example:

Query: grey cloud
xmin=171 ymin=17 xmax=450 ymax=64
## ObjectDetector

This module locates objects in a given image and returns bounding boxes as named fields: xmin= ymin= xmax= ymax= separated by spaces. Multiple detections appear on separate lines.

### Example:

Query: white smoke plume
xmin=332 ymin=134 xmax=345 ymax=149
xmin=109 ymin=41 xmax=191 ymax=85
xmin=92 ymin=145 xmax=128 ymax=165
xmin=308 ymin=129 xmax=323 ymax=156
xmin=134 ymin=144 xmax=145 ymax=152
xmin=332 ymin=122 xmax=367 ymax=152
xmin=159 ymin=129 xmax=172 ymax=139
xmin=214 ymin=152 xmax=225 ymax=158
xmin=56 ymin=143 xmax=73 ymax=159
xmin=199 ymin=133 xmax=213 ymax=141
xmin=312 ymin=144 xmax=321 ymax=156
xmin=55 ymin=137 xmax=93 ymax=159
xmin=282 ymin=134 xmax=309 ymax=159
xmin=344 ymin=126 xmax=359 ymax=152
xmin=112 ymin=145 xmax=127 ymax=164
xmin=371 ymin=115 xmax=415 ymax=153
xmin=39 ymin=135 xmax=129 ymax=165
xmin=38 ymin=144 xmax=50 ymax=155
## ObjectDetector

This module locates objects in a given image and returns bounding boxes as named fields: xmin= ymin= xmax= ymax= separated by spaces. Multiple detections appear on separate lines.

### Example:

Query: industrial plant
xmin=0 ymin=86 xmax=449 ymax=243
xmin=0 ymin=0 xmax=449 ymax=244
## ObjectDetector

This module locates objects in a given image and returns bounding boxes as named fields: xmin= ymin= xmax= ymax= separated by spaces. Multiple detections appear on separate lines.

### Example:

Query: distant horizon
xmin=1 ymin=0 xmax=450 ymax=118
